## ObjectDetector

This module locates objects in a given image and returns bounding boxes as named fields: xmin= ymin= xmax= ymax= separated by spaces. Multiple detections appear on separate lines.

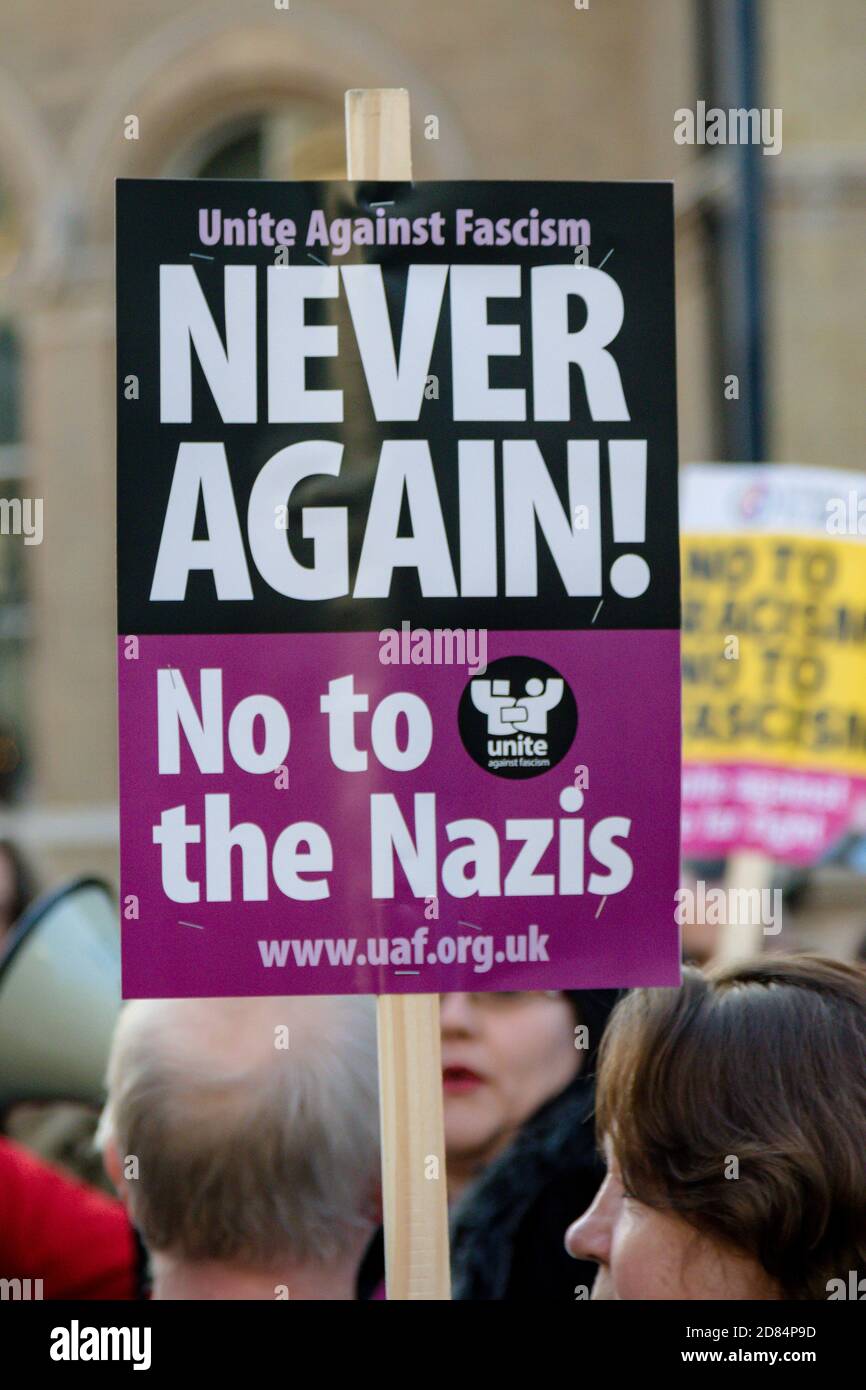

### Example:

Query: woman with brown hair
xmin=566 ymin=955 xmax=866 ymax=1299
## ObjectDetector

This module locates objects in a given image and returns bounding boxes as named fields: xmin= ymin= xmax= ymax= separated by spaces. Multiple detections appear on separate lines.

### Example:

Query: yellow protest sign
xmin=681 ymin=465 xmax=866 ymax=863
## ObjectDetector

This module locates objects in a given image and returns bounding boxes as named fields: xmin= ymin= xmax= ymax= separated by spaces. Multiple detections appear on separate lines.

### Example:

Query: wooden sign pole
xmin=344 ymin=87 xmax=452 ymax=1301
xmin=716 ymin=850 xmax=774 ymax=964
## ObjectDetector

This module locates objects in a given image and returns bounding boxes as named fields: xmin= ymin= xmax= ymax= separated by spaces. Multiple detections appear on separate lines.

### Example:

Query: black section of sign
xmin=458 ymin=655 xmax=577 ymax=779
xmin=117 ymin=179 xmax=679 ymax=634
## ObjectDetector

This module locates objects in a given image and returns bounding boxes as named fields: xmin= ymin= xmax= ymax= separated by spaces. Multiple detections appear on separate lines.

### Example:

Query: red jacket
xmin=0 ymin=1136 xmax=139 ymax=1299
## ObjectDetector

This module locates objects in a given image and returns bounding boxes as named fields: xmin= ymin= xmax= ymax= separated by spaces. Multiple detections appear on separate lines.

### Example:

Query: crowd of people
xmin=1 ymin=835 xmax=864 ymax=1302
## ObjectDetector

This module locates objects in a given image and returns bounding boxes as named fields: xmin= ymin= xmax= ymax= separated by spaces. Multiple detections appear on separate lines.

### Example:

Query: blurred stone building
xmin=0 ymin=0 xmax=862 ymax=933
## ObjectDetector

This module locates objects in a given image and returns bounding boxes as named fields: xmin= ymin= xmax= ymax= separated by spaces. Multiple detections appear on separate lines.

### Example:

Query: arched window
xmin=167 ymin=105 xmax=345 ymax=183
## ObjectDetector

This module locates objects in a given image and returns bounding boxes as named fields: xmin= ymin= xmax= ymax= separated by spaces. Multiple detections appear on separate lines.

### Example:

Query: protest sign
xmin=116 ymin=169 xmax=681 ymax=998
xmin=681 ymin=464 xmax=866 ymax=865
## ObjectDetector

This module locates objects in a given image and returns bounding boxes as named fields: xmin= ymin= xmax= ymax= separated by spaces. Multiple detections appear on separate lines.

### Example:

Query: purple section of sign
xmin=118 ymin=630 xmax=681 ymax=997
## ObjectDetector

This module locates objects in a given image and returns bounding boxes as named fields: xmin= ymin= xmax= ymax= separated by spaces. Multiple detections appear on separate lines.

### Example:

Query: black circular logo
xmin=458 ymin=656 xmax=578 ymax=779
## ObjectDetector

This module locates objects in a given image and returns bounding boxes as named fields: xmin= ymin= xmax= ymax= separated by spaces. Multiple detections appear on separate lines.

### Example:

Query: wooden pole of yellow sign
xmin=717 ymin=850 xmax=774 ymax=965
xmin=344 ymin=87 xmax=452 ymax=1301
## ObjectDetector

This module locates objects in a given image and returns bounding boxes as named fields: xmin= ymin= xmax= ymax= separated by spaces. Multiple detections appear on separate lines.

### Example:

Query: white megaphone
xmin=0 ymin=877 xmax=121 ymax=1111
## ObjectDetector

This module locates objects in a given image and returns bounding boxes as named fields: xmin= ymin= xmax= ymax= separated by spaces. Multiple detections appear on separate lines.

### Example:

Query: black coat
xmin=357 ymin=1072 xmax=604 ymax=1301
xmin=449 ymin=1072 xmax=603 ymax=1300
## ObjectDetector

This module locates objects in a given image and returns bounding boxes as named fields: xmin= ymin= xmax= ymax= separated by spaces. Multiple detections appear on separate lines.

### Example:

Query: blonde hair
xmin=97 ymin=995 xmax=379 ymax=1267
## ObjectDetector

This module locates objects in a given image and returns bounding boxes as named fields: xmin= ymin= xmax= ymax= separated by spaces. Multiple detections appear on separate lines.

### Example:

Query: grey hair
xmin=96 ymin=995 xmax=379 ymax=1268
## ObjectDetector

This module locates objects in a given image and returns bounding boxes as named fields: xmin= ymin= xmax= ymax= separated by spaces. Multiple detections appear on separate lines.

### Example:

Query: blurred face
xmin=440 ymin=991 xmax=580 ymax=1171
xmin=565 ymin=1147 xmax=780 ymax=1300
